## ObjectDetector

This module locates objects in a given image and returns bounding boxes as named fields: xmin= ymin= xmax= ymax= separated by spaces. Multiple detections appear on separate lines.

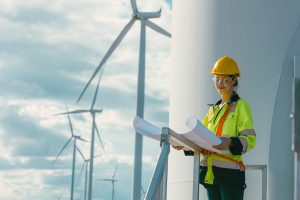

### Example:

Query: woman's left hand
xmin=172 ymin=145 xmax=185 ymax=150
xmin=213 ymin=137 xmax=232 ymax=150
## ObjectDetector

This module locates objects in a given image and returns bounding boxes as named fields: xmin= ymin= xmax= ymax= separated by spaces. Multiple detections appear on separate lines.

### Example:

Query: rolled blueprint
xmin=184 ymin=116 xmax=229 ymax=154
xmin=133 ymin=116 xmax=162 ymax=140
xmin=133 ymin=116 xmax=229 ymax=154
xmin=186 ymin=117 xmax=222 ymax=146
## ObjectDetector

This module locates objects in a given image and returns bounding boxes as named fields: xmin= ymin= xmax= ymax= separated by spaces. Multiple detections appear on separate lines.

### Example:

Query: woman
xmin=174 ymin=56 xmax=256 ymax=200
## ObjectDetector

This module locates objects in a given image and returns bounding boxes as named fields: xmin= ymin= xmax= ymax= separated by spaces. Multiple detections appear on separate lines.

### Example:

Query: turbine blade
xmin=141 ymin=185 xmax=146 ymax=193
xmin=57 ymin=191 xmax=64 ymax=200
xmin=92 ymin=108 xmax=103 ymax=113
xmin=145 ymin=19 xmax=171 ymax=37
xmin=95 ymin=123 xmax=105 ymax=152
xmin=55 ymin=110 xmax=90 ymax=115
xmin=130 ymin=0 xmax=138 ymax=12
xmin=52 ymin=137 xmax=72 ymax=166
xmin=77 ymin=18 xmax=136 ymax=103
xmin=112 ymin=164 xmax=119 ymax=179
xmin=64 ymin=102 xmax=75 ymax=136
xmin=77 ymin=162 xmax=85 ymax=187
xmin=78 ymin=137 xmax=89 ymax=143
xmin=58 ymin=109 xmax=102 ymax=115
xmin=91 ymin=69 xmax=104 ymax=110
xmin=94 ymin=154 xmax=102 ymax=159
xmin=76 ymin=147 xmax=86 ymax=161
xmin=141 ymin=185 xmax=146 ymax=199
xmin=98 ymin=179 xmax=112 ymax=182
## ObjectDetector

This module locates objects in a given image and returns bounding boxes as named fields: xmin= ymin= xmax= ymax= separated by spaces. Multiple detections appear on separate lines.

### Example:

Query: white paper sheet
xmin=185 ymin=117 xmax=222 ymax=146
xmin=133 ymin=116 xmax=161 ymax=140
xmin=180 ymin=117 xmax=229 ymax=154
xmin=133 ymin=116 xmax=230 ymax=154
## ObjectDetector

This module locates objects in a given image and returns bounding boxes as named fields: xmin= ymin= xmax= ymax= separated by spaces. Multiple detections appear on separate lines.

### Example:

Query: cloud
xmin=0 ymin=169 xmax=71 ymax=200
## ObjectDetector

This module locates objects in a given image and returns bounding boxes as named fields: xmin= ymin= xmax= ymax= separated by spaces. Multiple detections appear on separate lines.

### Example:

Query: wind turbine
xmin=76 ymin=147 xmax=103 ymax=200
xmin=53 ymin=103 xmax=88 ymax=200
xmin=76 ymin=1 xmax=171 ymax=199
xmin=76 ymin=0 xmax=171 ymax=103
xmin=97 ymin=165 xmax=119 ymax=200
xmin=76 ymin=147 xmax=89 ymax=200
xmin=141 ymin=185 xmax=146 ymax=200
xmin=59 ymin=72 xmax=105 ymax=200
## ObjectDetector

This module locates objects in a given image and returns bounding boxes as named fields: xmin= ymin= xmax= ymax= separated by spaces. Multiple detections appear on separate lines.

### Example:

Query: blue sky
xmin=0 ymin=0 xmax=171 ymax=199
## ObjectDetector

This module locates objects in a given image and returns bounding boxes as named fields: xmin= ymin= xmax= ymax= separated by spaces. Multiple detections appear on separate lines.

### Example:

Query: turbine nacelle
xmin=133 ymin=9 xmax=162 ymax=19
xmin=97 ymin=164 xmax=118 ymax=200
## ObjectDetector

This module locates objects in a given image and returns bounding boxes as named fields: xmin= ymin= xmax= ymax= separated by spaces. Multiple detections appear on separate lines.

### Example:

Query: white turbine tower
xmin=76 ymin=1 xmax=171 ymax=199
xmin=97 ymin=165 xmax=119 ymax=200
xmin=53 ymin=103 xmax=88 ymax=200
xmin=60 ymin=73 xmax=105 ymax=200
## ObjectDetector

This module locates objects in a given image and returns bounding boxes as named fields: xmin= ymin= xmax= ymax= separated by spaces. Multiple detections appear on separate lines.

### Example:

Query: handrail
xmin=144 ymin=127 xmax=202 ymax=200
xmin=139 ymin=122 xmax=267 ymax=200
xmin=246 ymin=164 xmax=267 ymax=200
xmin=144 ymin=142 xmax=268 ymax=200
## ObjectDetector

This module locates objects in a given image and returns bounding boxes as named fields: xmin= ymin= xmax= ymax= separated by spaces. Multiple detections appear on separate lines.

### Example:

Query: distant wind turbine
xmin=53 ymin=103 xmax=88 ymax=200
xmin=59 ymin=72 xmax=105 ymax=200
xmin=76 ymin=147 xmax=89 ymax=200
xmin=76 ymin=1 xmax=171 ymax=199
xmin=97 ymin=165 xmax=119 ymax=200
xmin=76 ymin=147 xmax=102 ymax=200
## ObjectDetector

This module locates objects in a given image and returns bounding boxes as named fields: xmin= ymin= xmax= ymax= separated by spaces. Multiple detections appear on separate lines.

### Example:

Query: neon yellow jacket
xmin=201 ymin=94 xmax=256 ymax=184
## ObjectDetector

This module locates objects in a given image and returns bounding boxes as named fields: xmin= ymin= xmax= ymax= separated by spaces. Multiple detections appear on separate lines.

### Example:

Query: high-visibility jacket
xmin=201 ymin=93 xmax=256 ymax=184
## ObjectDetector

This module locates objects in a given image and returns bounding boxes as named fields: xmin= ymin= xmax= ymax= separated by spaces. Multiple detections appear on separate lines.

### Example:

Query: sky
xmin=0 ymin=0 xmax=172 ymax=199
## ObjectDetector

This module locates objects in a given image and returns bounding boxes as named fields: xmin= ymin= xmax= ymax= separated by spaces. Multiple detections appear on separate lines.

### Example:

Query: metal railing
xmin=144 ymin=127 xmax=267 ymax=200
xmin=144 ymin=127 xmax=202 ymax=200
xmin=246 ymin=165 xmax=267 ymax=200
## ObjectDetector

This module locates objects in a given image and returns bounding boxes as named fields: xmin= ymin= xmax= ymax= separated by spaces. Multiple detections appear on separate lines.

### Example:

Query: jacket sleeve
xmin=236 ymin=100 xmax=256 ymax=154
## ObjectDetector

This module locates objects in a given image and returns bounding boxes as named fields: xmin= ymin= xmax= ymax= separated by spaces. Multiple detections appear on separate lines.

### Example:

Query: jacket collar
xmin=214 ymin=93 xmax=240 ymax=106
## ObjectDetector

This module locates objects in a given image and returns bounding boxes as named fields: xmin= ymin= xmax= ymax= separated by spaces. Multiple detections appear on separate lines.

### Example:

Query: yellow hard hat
xmin=210 ymin=56 xmax=240 ymax=77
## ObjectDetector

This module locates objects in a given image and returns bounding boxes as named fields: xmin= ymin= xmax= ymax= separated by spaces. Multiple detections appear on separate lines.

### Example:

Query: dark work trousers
xmin=199 ymin=166 xmax=247 ymax=200
xmin=205 ymin=182 xmax=245 ymax=200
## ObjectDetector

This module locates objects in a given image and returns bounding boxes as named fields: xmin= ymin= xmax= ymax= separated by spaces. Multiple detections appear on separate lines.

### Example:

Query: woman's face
xmin=212 ymin=74 xmax=236 ymax=95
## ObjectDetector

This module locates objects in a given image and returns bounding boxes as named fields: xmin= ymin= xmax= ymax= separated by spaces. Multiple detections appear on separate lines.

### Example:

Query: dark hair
xmin=229 ymin=75 xmax=238 ymax=87
xmin=229 ymin=75 xmax=238 ymax=94
xmin=234 ymin=78 xmax=238 ymax=87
